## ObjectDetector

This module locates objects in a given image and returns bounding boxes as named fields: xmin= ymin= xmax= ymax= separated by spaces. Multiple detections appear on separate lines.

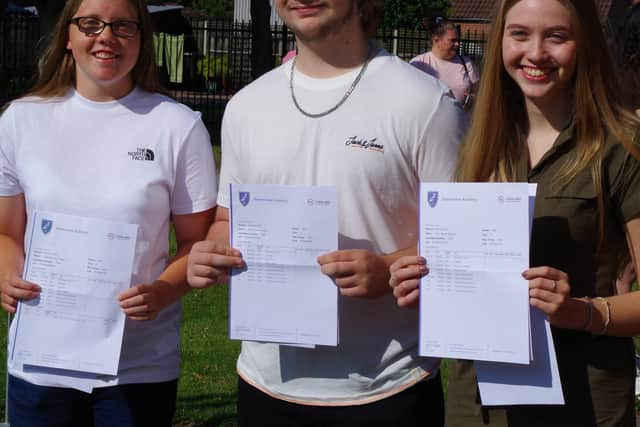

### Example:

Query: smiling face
xmin=67 ymin=0 xmax=140 ymax=100
xmin=274 ymin=0 xmax=361 ymax=44
xmin=433 ymin=28 xmax=460 ymax=60
xmin=502 ymin=0 xmax=577 ymax=109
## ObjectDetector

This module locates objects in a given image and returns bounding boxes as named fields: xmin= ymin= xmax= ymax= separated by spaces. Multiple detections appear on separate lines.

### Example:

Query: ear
xmin=66 ymin=39 xmax=72 ymax=50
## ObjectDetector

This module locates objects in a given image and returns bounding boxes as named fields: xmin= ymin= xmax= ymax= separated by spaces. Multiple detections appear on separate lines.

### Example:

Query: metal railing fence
xmin=0 ymin=14 xmax=488 ymax=143
xmin=0 ymin=13 xmax=40 ymax=106
xmin=0 ymin=12 xmax=487 ymax=424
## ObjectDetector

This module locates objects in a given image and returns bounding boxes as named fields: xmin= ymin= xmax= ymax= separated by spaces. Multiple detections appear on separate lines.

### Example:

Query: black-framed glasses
xmin=70 ymin=17 xmax=140 ymax=39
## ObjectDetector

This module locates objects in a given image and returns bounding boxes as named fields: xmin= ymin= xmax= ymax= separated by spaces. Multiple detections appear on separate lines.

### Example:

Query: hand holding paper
xmin=318 ymin=249 xmax=391 ymax=298
xmin=119 ymin=280 xmax=180 ymax=321
xmin=525 ymin=267 xmax=594 ymax=333
xmin=187 ymin=240 xmax=244 ymax=288
xmin=1 ymin=274 xmax=41 ymax=313
xmin=388 ymin=255 xmax=428 ymax=307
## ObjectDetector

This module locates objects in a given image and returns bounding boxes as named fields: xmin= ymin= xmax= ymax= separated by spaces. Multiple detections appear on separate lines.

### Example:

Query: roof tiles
xmin=450 ymin=0 xmax=614 ymax=21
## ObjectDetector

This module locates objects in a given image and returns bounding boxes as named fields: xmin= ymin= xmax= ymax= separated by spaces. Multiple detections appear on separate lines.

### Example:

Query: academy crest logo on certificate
xmin=427 ymin=191 xmax=439 ymax=208
xmin=239 ymin=192 xmax=250 ymax=206
xmin=41 ymin=219 xmax=53 ymax=234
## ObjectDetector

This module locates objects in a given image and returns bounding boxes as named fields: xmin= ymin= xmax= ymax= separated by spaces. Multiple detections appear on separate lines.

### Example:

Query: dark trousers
xmin=237 ymin=373 xmax=445 ymax=427
xmin=8 ymin=375 xmax=178 ymax=427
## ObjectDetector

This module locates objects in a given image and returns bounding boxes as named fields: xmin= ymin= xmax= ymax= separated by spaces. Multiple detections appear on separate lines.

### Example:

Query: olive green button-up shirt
xmin=524 ymin=122 xmax=640 ymax=298
xmin=446 ymin=123 xmax=640 ymax=427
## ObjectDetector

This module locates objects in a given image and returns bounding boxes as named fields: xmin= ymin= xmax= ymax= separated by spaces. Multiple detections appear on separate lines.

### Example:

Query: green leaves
xmin=176 ymin=0 xmax=450 ymax=29
xmin=380 ymin=0 xmax=451 ymax=30
xmin=175 ymin=0 xmax=234 ymax=18
xmin=196 ymin=55 xmax=230 ymax=81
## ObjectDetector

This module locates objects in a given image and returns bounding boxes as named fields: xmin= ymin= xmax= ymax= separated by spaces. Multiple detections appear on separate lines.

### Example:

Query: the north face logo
xmin=128 ymin=148 xmax=155 ymax=161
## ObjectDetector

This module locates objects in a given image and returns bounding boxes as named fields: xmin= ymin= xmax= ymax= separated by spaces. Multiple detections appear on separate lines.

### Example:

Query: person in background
xmin=410 ymin=17 xmax=480 ymax=110
xmin=282 ymin=48 xmax=297 ymax=63
xmin=390 ymin=0 xmax=640 ymax=426
xmin=0 ymin=0 xmax=217 ymax=425
xmin=186 ymin=0 xmax=466 ymax=425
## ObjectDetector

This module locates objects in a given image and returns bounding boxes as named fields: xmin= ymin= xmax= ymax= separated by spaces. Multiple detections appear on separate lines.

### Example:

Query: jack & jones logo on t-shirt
xmin=344 ymin=136 xmax=384 ymax=153
xmin=128 ymin=148 xmax=155 ymax=161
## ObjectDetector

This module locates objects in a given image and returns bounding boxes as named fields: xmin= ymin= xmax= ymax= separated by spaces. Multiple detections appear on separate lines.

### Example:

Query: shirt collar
xmin=517 ymin=117 xmax=576 ymax=179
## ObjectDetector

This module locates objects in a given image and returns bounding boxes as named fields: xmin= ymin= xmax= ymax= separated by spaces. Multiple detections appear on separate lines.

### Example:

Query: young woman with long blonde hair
xmin=390 ymin=0 xmax=640 ymax=425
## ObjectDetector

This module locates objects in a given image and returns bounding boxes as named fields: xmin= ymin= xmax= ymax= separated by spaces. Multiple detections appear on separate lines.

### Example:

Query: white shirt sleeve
xmin=0 ymin=105 xmax=23 ymax=196
xmin=216 ymin=101 xmax=244 ymax=209
xmin=417 ymin=92 xmax=467 ymax=182
xmin=171 ymin=116 xmax=218 ymax=215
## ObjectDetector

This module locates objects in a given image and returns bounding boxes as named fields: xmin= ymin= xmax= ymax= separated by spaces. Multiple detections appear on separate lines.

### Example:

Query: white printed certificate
xmin=11 ymin=211 xmax=138 ymax=375
xmin=418 ymin=183 xmax=531 ymax=364
xmin=229 ymin=184 xmax=338 ymax=346
xmin=476 ymin=308 xmax=564 ymax=405
xmin=476 ymin=184 xmax=564 ymax=405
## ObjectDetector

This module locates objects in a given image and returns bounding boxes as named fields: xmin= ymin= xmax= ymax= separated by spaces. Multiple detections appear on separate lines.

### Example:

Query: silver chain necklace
xmin=289 ymin=47 xmax=376 ymax=118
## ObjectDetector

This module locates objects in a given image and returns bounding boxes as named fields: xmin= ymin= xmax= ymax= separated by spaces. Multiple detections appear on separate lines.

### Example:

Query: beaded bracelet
xmin=594 ymin=297 xmax=611 ymax=336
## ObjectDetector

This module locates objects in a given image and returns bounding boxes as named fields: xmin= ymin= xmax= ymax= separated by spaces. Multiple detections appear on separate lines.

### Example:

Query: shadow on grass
xmin=174 ymin=393 xmax=238 ymax=427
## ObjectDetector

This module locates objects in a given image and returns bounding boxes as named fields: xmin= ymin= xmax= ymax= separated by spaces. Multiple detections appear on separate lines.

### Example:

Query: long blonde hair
xmin=25 ymin=0 xmax=163 ymax=99
xmin=458 ymin=0 xmax=640 ymax=186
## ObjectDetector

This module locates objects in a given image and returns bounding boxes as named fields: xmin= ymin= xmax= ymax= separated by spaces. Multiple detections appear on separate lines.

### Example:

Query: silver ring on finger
xmin=552 ymin=280 xmax=557 ymax=292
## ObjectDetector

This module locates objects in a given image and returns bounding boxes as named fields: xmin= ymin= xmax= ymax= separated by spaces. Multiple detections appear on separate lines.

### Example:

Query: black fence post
xmin=281 ymin=24 xmax=288 ymax=60
xmin=250 ymin=0 xmax=273 ymax=79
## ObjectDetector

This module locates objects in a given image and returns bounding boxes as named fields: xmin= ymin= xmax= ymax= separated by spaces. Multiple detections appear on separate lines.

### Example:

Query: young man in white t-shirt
xmin=187 ymin=0 xmax=466 ymax=425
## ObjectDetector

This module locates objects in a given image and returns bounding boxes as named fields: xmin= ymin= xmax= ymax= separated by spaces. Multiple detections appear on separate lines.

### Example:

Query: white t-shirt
xmin=219 ymin=50 xmax=466 ymax=404
xmin=0 ymin=88 xmax=218 ymax=390
xmin=410 ymin=51 xmax=479 ymax=104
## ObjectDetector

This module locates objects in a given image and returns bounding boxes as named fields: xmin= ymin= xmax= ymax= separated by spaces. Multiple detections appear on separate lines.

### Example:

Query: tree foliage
xmin=380 ymin=0 xmax=451 ymax=30
xmin=176 ymin=0 xmax=233 ymax=18
xmin=179 ymin=0 xmax=450 ymax=27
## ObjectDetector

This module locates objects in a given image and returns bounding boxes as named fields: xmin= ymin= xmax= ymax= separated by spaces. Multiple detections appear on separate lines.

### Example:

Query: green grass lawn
xmin=0 ymin=285 xmax=637 ymax=425
xmin=0 ymin=285 xmax=447 ymax=426
xmin=0 ymin=287 xmax=240 ymax=427
xmin=174 ymin=286 xmax=240 ymax=427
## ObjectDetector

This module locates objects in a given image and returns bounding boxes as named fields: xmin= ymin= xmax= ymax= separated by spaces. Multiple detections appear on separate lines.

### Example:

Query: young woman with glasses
xmin=0 ymin=0 xmax=217 ymax=425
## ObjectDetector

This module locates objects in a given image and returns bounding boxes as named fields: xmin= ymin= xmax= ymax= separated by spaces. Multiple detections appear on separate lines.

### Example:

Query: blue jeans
xmin=8 ymin=375 xmax=178 ymax=427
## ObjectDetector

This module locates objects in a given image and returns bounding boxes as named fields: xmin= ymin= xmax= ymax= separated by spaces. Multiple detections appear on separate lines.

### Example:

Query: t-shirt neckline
xmin=283 ymin=49 xmax=386 ymax=91
xmin=71 ymin=87 xmax=140 ymax=110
